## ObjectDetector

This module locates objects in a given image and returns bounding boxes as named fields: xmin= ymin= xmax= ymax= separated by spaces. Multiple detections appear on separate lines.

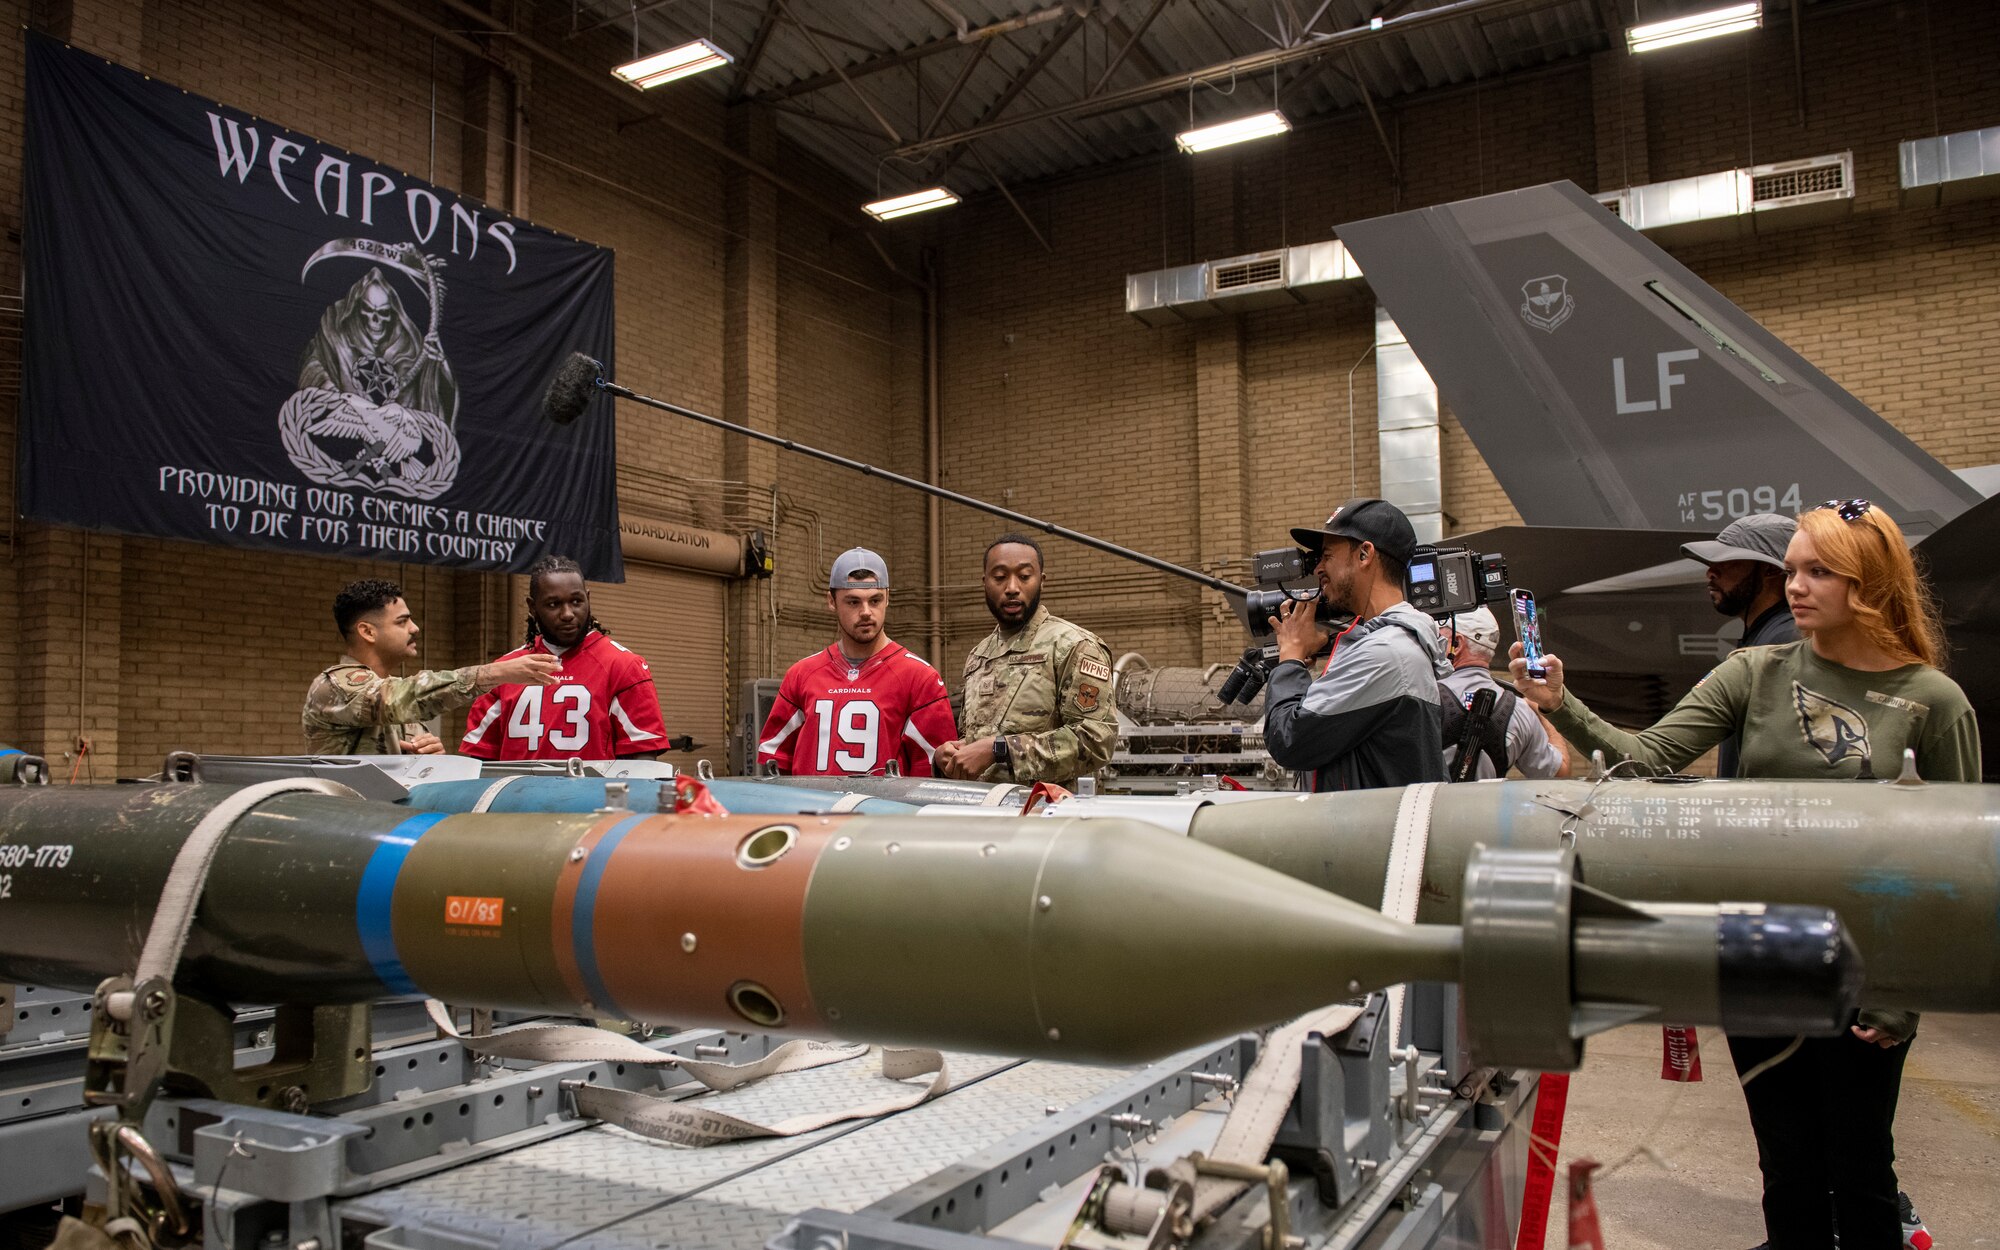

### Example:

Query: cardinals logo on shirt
xmin=1793 ymin=681 xmax=1872 ymax=769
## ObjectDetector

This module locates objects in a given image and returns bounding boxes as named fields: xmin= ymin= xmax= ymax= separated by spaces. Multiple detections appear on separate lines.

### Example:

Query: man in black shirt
xmin=1680 ymin=512 xmax=1800 ymax=777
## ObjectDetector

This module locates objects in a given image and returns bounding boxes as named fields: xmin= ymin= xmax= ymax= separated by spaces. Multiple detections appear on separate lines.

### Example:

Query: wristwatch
xmin=990 ymin=735 xmax=1012 ymax=774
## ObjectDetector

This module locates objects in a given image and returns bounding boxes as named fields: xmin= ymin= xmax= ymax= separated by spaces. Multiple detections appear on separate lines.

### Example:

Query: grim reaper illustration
xmin=280 ymin=241 xmax=462 ymax=500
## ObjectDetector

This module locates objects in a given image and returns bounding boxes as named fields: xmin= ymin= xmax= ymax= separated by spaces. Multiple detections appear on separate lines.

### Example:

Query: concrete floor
xmin=1547 ymin=1015 xmax=2000 ymax=1248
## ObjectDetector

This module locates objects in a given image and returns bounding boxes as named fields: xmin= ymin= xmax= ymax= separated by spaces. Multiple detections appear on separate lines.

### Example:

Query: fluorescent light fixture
xmin=1627 ymin=2 xmax=1761 ymax=53
xmin=1176 ymin=110 xmax=1292 ymax=154
xmin=862 ymin=187 xmax=961 ymax=221
xmin=613 ymin=38 xmax=733 ymax=88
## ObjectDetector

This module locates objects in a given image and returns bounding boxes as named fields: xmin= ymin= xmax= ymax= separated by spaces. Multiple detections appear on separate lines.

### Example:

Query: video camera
xmin=1218 ymin=542 xmax=1510 ymax=706
xmin=1406 ymin=545 xmax=1510 ymax=619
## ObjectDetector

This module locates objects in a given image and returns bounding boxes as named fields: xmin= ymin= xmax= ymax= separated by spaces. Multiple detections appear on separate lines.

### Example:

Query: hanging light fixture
xmin=613 ymin=38 xmax=735 ymax=88
xmin=862 ymin=188 xmax=962 ymax=221
xmin=1626 ymin=2 xmax=1762 ymax=54
xmin=1176 ymin=110 xmax=1292 ymax=154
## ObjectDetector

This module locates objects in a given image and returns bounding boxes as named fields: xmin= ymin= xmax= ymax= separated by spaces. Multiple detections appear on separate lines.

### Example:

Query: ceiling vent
xmin=1597 ymin=152 xmax=1853 ymax=244
xmin=1126 ymin=241 xmax=1362 ymax=326
xmin=1900 ymin=124 xmax=2000 ymax=208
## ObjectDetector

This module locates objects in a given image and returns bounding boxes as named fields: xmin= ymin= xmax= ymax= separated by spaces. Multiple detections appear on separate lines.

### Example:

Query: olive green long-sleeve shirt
xmin=959 ymin=606 xmax=1118 ymax=787
xmin=1547 ymin=641 xmax=1980 ymax=785
xmin=1548 ymin=640 xmax=1981 ymax=1042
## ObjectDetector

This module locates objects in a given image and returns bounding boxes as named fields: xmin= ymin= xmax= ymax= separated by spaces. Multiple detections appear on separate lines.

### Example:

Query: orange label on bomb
xmin=445 ymin=896 xmax=505 ymax=927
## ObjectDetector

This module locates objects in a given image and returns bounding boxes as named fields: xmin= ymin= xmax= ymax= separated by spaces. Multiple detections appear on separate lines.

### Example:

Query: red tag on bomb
xmin=1660 ymin=1025 xmax=1703 ymax=1082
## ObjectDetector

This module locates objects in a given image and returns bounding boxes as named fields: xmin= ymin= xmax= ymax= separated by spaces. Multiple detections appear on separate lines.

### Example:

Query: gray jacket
xmin=1265 ymin=602 xmax=1449 ymax=792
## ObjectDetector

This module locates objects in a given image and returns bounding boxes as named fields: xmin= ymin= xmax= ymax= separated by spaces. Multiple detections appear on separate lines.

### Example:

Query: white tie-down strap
xmin=425 ymin=1001 xmax=946 ymax=1146
xmin=568 ymin=1047 xmax=950 ymax=1147
xmin=829 ymin=791 xmax=872 ymax=813
xmin=1379 ymin=781 xmax=1445 ymax=1050
xmin=1188 ymin=1002 xmax=1365 ymax=1223
xmin=131 ymin=779 xmax=361 ymax=994
xmin=469 ymin=776 xmax=524 ymax=813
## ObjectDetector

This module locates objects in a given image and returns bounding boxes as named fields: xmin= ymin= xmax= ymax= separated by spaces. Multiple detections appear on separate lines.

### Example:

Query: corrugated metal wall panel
xmin=584 ymin=563 xmax=729 ymax=774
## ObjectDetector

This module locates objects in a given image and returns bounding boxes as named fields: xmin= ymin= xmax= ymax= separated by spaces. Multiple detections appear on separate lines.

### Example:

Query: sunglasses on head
xmin=1813 ymin=498 xmax=1874 ymax=522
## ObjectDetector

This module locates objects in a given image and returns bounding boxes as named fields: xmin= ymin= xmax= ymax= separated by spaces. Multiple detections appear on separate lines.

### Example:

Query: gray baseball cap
xmin=828 ymin=547 xmax=889 ymax=590
xmin=1680 ymin=513 xmax=1797 ymax=570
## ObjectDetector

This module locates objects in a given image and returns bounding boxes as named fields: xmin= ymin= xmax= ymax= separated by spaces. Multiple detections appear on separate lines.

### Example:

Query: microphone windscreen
xmin=541 ymin=352 xmax=604 ymax=426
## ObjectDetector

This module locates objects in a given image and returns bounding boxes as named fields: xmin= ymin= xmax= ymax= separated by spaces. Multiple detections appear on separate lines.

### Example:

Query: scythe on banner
xmin=301 ymin=237 xmax=447 ymax=391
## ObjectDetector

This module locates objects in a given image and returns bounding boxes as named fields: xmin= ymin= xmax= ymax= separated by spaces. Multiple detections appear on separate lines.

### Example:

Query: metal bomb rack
xmin=65 ymin=986 xmax=1525 ymax=1250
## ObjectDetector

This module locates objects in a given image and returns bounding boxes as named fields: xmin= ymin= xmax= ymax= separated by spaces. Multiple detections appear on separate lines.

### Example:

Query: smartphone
xmin=1511 ymin=589 xmax=1547 ymax=680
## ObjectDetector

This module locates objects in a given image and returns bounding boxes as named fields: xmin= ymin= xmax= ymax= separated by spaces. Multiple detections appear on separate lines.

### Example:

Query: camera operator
xmin=1265 ymin=499 xmax=1448 ymax=791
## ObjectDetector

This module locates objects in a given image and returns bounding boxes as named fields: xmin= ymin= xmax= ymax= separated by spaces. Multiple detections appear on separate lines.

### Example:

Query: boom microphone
xmin=536 ymin=355 xmax=1249 ymax=600
xmin=540 ymin=352 xmax=606 ymax=426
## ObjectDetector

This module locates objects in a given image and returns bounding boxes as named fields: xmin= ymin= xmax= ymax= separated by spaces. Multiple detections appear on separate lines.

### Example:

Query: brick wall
xmin=923 ymin=0 xmax=2000 ymax=674
xmin=1 ymin=0 xmax=1995 ymax=770
xmin=0 ymin=0 xmax=918 ymax=773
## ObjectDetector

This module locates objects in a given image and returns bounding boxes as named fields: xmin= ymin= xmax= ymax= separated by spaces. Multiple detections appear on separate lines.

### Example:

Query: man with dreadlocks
xmin=460 ymin=555 xmax=669 ymax=760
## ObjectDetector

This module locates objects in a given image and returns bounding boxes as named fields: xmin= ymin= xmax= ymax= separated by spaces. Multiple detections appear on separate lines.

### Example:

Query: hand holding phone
xmin=1511 ymin=589 xmax=1546 ymax=680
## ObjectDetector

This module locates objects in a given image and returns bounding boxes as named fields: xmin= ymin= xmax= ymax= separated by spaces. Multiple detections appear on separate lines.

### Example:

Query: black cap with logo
xmin=1290 ymin=498 xmax=1418 ymax=567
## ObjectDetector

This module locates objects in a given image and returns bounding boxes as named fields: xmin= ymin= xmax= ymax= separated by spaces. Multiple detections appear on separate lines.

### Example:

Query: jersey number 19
xmin=813 ymin=698 xmax=880 ymax=773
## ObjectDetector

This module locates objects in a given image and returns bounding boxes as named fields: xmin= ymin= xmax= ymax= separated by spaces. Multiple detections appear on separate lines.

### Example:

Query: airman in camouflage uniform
xmin=936 ymin=535 xmax=1118 ymax=788
xmin=303 ymin=578 xmax=558 ymax=755
xmin=303 ymin=660 xmax=486 ymax=755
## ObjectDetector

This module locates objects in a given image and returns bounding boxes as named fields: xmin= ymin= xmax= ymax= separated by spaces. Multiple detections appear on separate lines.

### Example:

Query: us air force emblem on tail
xmin=1519 ymin=274 xmax=1574 ymax=333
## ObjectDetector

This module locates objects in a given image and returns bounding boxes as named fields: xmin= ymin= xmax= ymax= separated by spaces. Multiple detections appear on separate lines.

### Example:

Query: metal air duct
xmin=1375 ymin=309 xmax=1442 ymax=544
xmin=1900 ymin=125 xmax=2000 ymax=208
xmin=1125 ymin=240 xmax=1363 ymax=326
xmin=1595 ymin=151 xmax=1854 ymax=244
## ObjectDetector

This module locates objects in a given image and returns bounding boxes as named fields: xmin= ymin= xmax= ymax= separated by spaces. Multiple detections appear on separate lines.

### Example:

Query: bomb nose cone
xmin=1715 ymin=904 xmax=1864 ymax=1036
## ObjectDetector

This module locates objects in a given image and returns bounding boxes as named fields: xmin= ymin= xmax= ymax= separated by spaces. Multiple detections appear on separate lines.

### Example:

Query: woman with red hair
xmin=1511 ymin=499 xmax=1976 ymax=1249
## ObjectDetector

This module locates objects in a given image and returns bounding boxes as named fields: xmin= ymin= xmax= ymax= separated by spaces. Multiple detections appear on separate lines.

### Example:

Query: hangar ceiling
xmin=557 ymin=0 xmax=1641 ymax=199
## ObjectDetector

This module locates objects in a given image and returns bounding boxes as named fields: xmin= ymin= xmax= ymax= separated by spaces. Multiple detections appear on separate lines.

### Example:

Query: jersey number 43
xmin=507 ymin=685 xmax=591 ymax=752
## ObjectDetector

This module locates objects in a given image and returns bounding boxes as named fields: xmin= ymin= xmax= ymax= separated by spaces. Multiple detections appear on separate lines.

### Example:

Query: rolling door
xmin=584 ymin=562 xmax=728 ymax=773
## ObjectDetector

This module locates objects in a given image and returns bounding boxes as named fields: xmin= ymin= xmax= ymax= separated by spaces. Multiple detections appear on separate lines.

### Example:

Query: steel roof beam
xmin=938 ymin=12 xmax=1086 ymax=175
xmin=921 ymin=37 xmax=992 ymax=139
xmin=891 ymin=0 xmax=1552 ymax=161
xmin=1093 ymin=0 xmax=1175 ymax=94
xmin=777 ymin=0 xmax=905 ymax=142
xmin=729 ymin=0 xmax=784 ymax=101
xmin=758 ymin=25 xmax=977 ymax=101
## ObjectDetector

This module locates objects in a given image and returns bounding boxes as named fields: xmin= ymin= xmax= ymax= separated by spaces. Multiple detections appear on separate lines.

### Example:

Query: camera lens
xmin=1245 ymin=587 xmax=1322 ymax=634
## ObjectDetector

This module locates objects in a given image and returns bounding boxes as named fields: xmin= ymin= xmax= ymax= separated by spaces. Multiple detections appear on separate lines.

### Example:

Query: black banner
xmin=21 ymin=34 xmax=623 ymax=580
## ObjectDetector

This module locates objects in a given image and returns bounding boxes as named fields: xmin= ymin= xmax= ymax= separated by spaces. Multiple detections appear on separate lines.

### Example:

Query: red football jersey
xmin=461 ymin=631 xmax=668 ymax=760
xmin=756 ymin=642 xmax=955 ymax=778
